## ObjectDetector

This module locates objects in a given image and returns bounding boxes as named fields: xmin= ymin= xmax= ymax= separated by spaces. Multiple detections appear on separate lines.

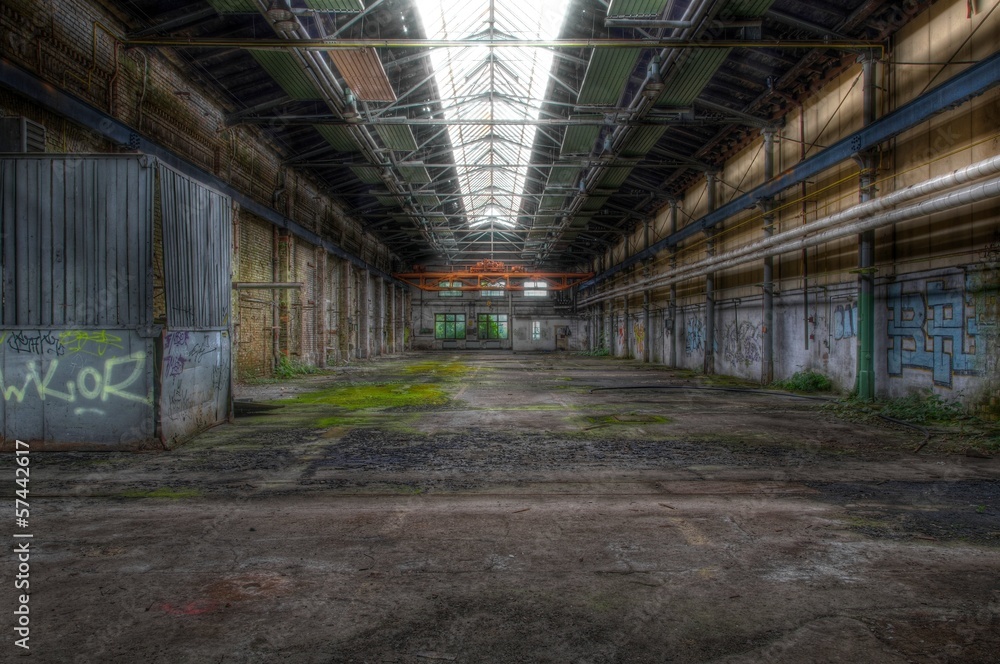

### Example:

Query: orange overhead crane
xmin=393 ymin=260 xmax=593 ymax=292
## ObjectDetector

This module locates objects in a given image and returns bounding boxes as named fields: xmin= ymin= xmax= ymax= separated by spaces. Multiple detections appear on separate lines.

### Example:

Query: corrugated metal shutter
xmin=0 ymin=155 xmax=153 ymax=327
xmin=158 ymin=164 xmax=232 ymax=329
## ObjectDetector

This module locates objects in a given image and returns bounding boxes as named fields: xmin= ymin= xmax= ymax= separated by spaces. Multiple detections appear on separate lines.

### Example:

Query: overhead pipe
xmin=583 ymin=48 xmax=1000 ymax=288
xmin=582 ymin=155 xmax=1000 ymax=305
xmin=126 ymin=36 xmax=879 ymax=50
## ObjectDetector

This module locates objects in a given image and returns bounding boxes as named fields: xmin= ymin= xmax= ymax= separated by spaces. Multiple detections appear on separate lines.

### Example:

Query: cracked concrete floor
xmin=5 ymin=352 xmax=1000 ymax=663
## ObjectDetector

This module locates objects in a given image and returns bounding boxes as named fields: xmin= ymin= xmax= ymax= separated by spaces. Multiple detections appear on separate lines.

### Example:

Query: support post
xmin=704 ymin=172 xmax=718 ymax=375
xmin=642 ymin=218 xmax=652 ymax=363
xmin=668 ymin=200 xmax=678 ymax=367
xmin=857 ymin=54 xmax=879 ymax=400
xmin=761 ymin=129 xmax=776 ymax=385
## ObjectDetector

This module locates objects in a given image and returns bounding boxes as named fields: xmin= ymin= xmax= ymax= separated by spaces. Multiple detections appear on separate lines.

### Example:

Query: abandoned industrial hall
xmin=1 ymin=0 xmax=1000 ymax=661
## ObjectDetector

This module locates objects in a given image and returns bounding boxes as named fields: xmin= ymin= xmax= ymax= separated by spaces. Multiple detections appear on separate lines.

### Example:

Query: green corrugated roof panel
xmin=378 ymin=124 xmax=418 ymax=151
xmin=206 ymin=0 xmax=257 ymax=13
xmin=561 ymin=117 xmax=602 ymax=155
xmin=606 ymin=0 xmax=669 ymax=17
xmin=724 ymin=0 xmax=775 ymax=18
xmin=304 ymin=0 xmax=365 ymax=11
xmin=620 ymin=126 xmax=667 ymax=158
xmin=415 ymin=194 xmax=439 ymax=207
xmin=547 ymin=165 xmax=580 ymax=187
xmin=351 ymin=166 xmax=383 ymax=184
xmin=250 ymin=51 xmax=320 ymax=100
xmin=581 ymin=196 xmax=609 ymax=212
xmin=597 ymin=163 xmax=636 ymax=189
xmin=314 ymin=125 xmax=358 ymax=152
xmin=539 ymin=195 xmax=565 ymax=211
xmin=656 ymin=48 xmax=732 ymax=107
xmin=399 ymin=164 xmax=432 ymax=183
xmin=577 ymin=49 xmax=643 ymax=106
xmin=374 ymin=194 xmax=398 ymax=207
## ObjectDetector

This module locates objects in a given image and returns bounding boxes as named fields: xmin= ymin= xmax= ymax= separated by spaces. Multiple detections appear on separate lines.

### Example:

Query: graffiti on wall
xmin=722 ymin=320 xmax=761 ymax=368
xmin=0 ymin=339 xmax=151 ymax=408
xmin=617 ymin=320 xmax=626 ymax=354
xmin=887 ymin=279 xmax=983 ymax=387
xmin=685 ymin=318 xmax=705 ymax=355
xmin=834 ymin=303 xmax=858 ymax=340
xmin=633 ymin=322 xmax=646 ymax=358
xmin=164 ymin=331 xmax=219 ymax=378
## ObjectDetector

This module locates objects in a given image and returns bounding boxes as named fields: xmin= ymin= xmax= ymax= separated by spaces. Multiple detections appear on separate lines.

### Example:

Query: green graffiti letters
xmin=0 ymin=352 xmax=151 ymax=406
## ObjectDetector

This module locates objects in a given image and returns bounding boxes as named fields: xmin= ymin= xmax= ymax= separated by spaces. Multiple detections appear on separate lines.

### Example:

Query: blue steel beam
xmin=0 ymin=57 xmax=399 ymax=284
xmin=580 ymin=49 xmax=1000 ymax=289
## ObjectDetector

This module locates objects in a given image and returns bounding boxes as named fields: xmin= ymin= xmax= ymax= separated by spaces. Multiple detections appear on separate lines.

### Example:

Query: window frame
xmin=477 ymin=313 xmax=509 ymax=340
xmin=523 ymin=280 xmax=548 ymax=297
xmin=434 ymin=312 xmax=467 ymax=339
xmin=438 ymin=280 xmax=464 ymax=297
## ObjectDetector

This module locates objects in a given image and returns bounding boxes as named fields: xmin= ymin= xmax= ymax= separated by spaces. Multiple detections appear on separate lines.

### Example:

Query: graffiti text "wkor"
xmin=0 ymin=352 xmax=151 ymax=405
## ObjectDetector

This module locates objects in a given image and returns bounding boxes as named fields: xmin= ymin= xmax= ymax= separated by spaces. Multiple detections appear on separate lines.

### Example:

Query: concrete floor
xmin=7 ymin=353 xmax=1000 ymax=663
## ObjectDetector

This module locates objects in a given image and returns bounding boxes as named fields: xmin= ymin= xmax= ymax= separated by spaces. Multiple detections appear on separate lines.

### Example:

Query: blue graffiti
xmin=887 ymin=280 xmax=981 ymax=387
xmin=685 ymin=318 xmax=705 ymax=355
xmin=834 ymin=303 xmax=857 ymax=340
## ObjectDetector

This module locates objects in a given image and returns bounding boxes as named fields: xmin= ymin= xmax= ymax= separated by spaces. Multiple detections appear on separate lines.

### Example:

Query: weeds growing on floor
xmin=275 ymin=355 xmax=324 ymax=379
xmin=772 ymin=370 xmax=833 ymax=393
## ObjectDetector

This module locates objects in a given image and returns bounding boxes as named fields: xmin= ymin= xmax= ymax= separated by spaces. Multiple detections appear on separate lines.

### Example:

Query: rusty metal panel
xmin=0 ymin=155 xmax=153 ymax=328
xmin=329 ymin=49 xmax=397 ymax=102
xmin=158 ymin=164 xmax=232 ymax=329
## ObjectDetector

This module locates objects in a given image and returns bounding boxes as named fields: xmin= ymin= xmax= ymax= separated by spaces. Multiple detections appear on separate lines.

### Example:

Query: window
xmin=435 ymin=313 xmax=466 ymax=339
xmin=480 ymin=279 xmax=505 ymax=298
xmin=438 ymin=280 xmax=464 ymax=297
xmin=524 ymin=280 xmax=548 ymax=297
xmin=531 ymin=321 xmax=541 ymax=341
xmin=477 ymin=314 xmax=508 ymax=340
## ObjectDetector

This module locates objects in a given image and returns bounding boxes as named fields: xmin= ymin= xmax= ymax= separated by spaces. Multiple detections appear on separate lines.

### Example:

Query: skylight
xmin=414 ymin=0 xmax=570 ymax=230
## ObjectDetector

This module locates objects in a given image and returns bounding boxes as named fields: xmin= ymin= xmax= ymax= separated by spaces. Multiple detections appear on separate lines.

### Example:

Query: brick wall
xmin=235 ymin=212 xmax=275 ymax=381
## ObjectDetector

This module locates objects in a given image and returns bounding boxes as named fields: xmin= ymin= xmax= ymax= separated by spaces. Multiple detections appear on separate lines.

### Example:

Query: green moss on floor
xmin=120 ymin=487 xmax=201 ymax=499
xmin=283 ymin=382 xmax=449 ymax=410
xmin=585 ymin=413 xmax=672 ymax=425
xmin=402 ymin=360 xmax=473 ymax=380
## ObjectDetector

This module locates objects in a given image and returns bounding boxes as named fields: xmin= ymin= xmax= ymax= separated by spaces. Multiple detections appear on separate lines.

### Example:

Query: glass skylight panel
xmin=414 ymin=0 xmax=570 ymax=230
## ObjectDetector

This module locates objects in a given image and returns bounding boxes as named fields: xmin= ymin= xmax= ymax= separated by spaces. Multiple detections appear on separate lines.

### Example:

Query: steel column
xmin=857 ymin=56 xmax=879 ymax=400
xmin=761 ymin=129 xmax=776 ymax=385
xmin=704 ymin=172 xmax=718 ymax=375
xmin=668 ymin=200 xmax=679 ymax=368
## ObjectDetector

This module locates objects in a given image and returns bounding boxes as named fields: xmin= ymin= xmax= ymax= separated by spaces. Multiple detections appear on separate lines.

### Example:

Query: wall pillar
xmin=761 ymin=129 xmax=776 ymax=385
xmin=668 ymin=199 xmax=678 ymax=368
xmin=857 ymin=54 xmax=880 ymax=400
xmin=704 ymin=171 xmax=718 ymax=375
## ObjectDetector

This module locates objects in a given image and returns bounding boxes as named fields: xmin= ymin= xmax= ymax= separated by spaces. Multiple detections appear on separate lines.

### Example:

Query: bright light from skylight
xmin=414 ymin=0 xmax=570 ymax=230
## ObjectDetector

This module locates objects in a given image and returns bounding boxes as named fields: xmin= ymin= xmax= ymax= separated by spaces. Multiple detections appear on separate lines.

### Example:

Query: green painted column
xmin=856 ymin=55 xmax=879 ymax=400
